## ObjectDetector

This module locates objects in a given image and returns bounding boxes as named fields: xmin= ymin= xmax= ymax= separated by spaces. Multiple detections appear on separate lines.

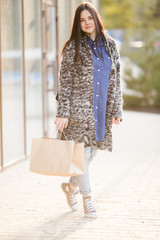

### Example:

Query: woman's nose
xmin=85 ymin=19 xmax=90 ymax=25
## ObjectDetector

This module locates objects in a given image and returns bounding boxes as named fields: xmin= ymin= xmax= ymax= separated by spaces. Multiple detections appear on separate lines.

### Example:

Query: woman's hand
xmin=54 ymin=117 xmax=69 ymax=132
xmin=112 ymin=117 xmax=121 ymax=125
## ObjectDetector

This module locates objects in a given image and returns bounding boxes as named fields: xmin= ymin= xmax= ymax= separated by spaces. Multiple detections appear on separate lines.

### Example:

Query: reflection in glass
xmin=46 ymin=5 xmax=57 ymax=137
xmin=1 ymin=0 xmax=24 ymax=163
xmin=24 ymin=0 xmax=43 ymax=153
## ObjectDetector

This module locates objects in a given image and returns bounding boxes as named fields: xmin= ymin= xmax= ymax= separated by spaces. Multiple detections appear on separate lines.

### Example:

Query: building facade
xmin=0 ymin=0 xmax=99 ymax=169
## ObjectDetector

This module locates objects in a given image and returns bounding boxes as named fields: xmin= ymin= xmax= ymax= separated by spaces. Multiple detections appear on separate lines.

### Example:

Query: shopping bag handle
xmin=41 ymin=132 xmax=67 ymax=141
xmin=58 ymin=130 xmax=68 ymax=140
xmin=42 ymin=131 xmax=68 ymax=140
xmin=42 ymin=136 xmax=51 ymax=140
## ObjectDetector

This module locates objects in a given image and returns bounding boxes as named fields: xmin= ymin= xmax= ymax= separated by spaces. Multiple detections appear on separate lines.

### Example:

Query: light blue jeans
xmin=69 ymin=147 xmax=97 ymax=195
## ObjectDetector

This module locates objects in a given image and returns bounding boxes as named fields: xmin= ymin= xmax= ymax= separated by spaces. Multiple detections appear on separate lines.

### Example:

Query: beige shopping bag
xmin=30 ymin=137 xmax=85 ymax=176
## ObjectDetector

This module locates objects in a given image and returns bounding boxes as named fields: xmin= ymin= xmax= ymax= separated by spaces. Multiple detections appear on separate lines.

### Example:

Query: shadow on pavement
xmin=39 ymin=211 xmax=96 ymax=239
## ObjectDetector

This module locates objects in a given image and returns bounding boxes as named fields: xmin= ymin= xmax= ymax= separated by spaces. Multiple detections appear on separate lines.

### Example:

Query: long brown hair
xmin=62 ymin=2 xmax=109 ymax=62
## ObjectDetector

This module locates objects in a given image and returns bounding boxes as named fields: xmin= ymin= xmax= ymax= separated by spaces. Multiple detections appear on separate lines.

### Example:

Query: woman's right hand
xmin=54 ymin=117 xmax=69 ymax=132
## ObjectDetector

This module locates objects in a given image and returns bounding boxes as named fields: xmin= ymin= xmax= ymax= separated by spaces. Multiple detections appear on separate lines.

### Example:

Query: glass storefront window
xmin=24 ymin=0 xmax=43 ymax=154
xmin=1 ymin=0 xmax=24 ymax=164
xmin=58 ymin=0 xmax=71 ymax=50
xmin=41 ymin=0 xmax=58 ymax=138
xmin=46 ymin=3 xmax=57 ymax=137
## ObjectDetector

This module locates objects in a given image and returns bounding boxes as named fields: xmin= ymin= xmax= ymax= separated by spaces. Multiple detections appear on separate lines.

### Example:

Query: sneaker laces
xmin=83 ymin=196 xmax=96 ymax=214
xmin=64 ymin=184 xmax=78 ymax=209
xmin=68 ymin=188 xmax=78 ymax=204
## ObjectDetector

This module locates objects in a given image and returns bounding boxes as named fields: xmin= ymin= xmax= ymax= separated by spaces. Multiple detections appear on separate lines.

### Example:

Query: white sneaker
xmin=83 ymin=195 xmax=98 ymax=218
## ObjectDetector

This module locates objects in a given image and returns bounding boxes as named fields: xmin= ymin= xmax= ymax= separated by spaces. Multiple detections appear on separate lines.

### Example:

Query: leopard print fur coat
xmin=56 ymin=34 xmax=123 ymax=151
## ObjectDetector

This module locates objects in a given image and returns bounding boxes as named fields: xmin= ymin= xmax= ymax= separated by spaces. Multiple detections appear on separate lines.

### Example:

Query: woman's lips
xmin=86 ymin=26 xmax=92 ymax=29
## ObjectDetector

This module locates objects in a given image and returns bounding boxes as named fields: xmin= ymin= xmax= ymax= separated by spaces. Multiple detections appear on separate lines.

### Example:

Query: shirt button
xmin=95 ymin=119 xmax=97 ymax=122
xmin=98 ymin=69 xmax=100 ymax=72
xmin=97 ymin=58 xmax=99 ymax=60
xmin=108 ymin=57 xmax=110 ymax=59
xmin=94 ymin=47 xmax=96 ymax=50
xmin=96 ymin=94 xmax=98 ymax=97
xmin=97 ymin=82 xmax=99 ymax=84
xmin=96 ymin=106 xmax=98 ymax=109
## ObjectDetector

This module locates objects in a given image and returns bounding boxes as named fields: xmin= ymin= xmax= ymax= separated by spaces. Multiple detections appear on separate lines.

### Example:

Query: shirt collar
xmin=87 ymin=34 xmax=105 ymax=47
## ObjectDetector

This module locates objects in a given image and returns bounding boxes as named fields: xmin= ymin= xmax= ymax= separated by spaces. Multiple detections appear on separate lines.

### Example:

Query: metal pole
xmin=55 ymin=0 xmax=58 ymax=91
xmin=41 ymin=0 xmax=48 ymax=136
xmin=21 ymin=0 xmax=27 ymax=156
xmin=0 ymin=0 xmax=4 ymax=168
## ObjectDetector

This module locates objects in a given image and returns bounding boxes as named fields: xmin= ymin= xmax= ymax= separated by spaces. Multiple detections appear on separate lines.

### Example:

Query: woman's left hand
xmin=54 ymin=117 xmax=69 ymax=132
xmin=112 ymin=117 xmax=121 ymax=125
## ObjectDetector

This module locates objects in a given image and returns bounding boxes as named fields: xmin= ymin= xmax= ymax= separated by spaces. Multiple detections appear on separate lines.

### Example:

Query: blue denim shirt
xmin=87 ymin=35 xmax=111 ymax=141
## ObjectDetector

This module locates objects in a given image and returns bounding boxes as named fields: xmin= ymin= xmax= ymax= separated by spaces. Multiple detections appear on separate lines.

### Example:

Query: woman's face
xmin=80 ymin=10 xmax=96 ymax=36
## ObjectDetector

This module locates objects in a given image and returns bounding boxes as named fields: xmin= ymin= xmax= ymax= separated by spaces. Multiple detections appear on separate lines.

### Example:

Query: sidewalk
xmin=0 ymin=111 xmax=160 ymax=240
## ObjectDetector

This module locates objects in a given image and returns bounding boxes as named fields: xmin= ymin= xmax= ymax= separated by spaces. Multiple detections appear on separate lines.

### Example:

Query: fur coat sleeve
xmin=56 ymin=41 xmax=75 ymax=118
xmin=111 ymin=40 xmax=123 ymax=119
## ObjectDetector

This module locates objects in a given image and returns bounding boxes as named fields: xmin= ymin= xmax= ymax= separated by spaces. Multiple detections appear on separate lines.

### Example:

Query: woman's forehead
xmin=80 ymin=10 xmax=92 ymax=19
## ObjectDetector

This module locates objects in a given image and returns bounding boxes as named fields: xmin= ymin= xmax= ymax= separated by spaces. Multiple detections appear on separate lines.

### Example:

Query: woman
xmin=54 ymin=2 xmax=123 ymax=218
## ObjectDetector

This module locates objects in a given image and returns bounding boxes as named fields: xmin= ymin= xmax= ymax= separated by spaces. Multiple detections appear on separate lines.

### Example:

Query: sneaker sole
xmin=85 ymin=213 xmax=98 ymax=218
